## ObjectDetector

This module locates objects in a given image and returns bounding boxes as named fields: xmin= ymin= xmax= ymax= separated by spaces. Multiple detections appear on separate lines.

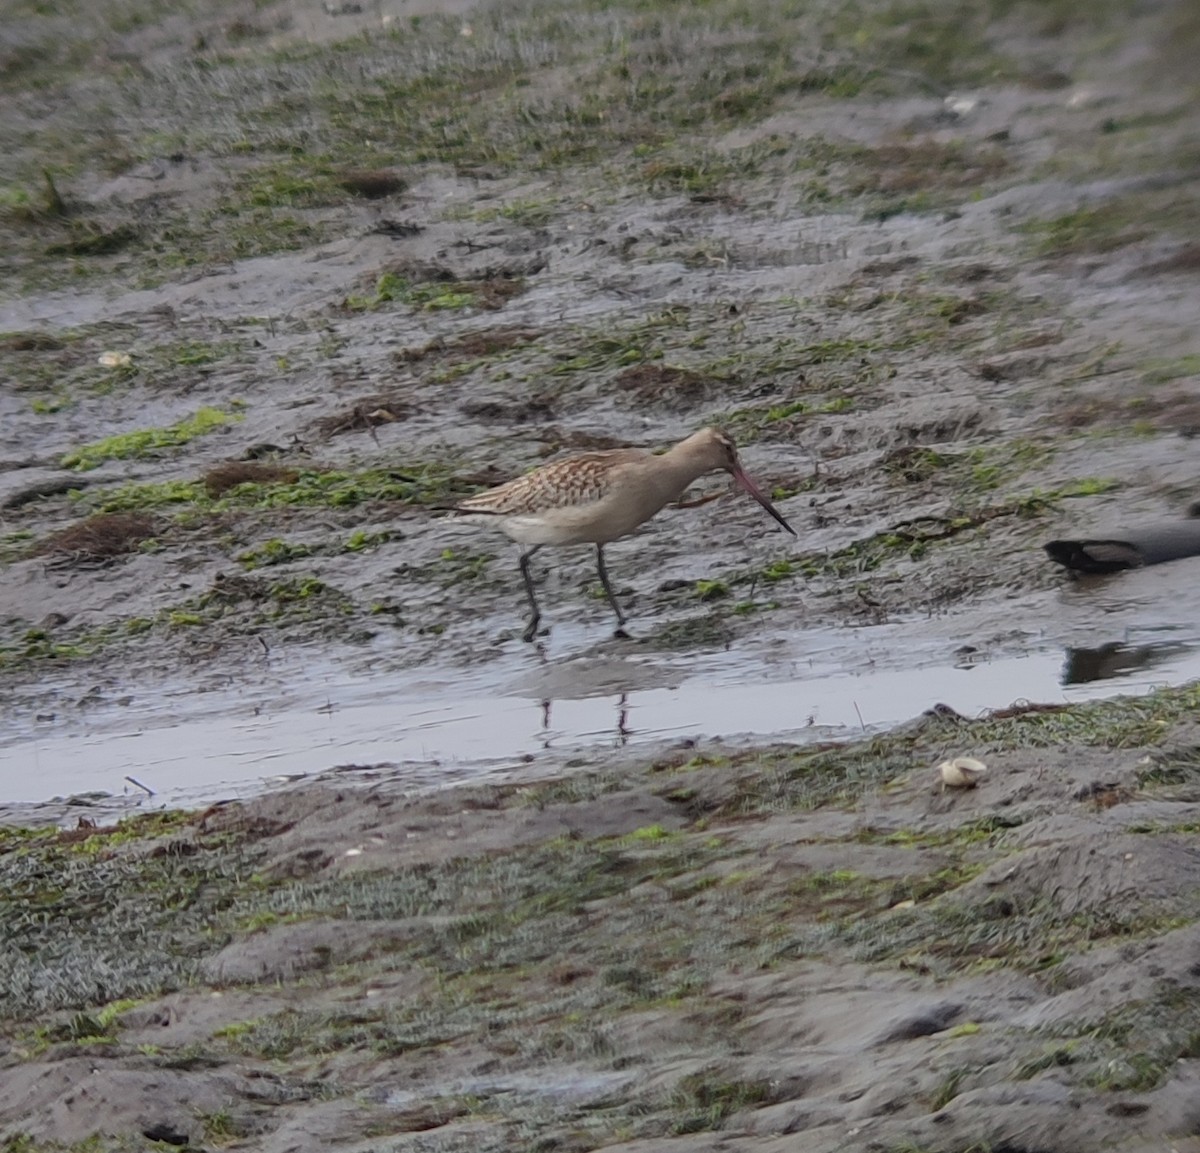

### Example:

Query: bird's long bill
xmin=732 ymin=465 xmax=796 ymax=536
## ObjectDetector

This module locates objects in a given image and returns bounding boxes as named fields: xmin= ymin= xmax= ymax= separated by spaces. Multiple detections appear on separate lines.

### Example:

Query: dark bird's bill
xmin=732 ymin=465 xmax=796 ymax=535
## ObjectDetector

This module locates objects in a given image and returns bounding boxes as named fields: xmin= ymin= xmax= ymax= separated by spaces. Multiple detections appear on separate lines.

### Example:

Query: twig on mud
xmin=857 ymin=587 xmax=883 ymax=608
xmin=672 ymin=491 xmax=725 ymax=511
xmin=42 ymin=552 xmax=117 ymax=573
xmin=452 ymin=238 xmax=502 ymax=252
xmin=886 ymin=506 xmax=1015 ymax=543
xmin=372 ymin=219 xmax=423 ymax=237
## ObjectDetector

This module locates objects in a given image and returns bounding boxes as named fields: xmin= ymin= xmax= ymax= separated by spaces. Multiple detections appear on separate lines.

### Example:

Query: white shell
xmin=98 ymin=351 xmax=132 ymax=368
xmin=938 ymin=756 xmax=988 ymax=789
xmin=944 ymin=95 xmax=979 ymax=117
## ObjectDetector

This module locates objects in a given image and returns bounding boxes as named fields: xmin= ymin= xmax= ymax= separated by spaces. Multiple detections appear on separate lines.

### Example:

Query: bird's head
xmin=689 ymin=427 xmax=796 ymax=536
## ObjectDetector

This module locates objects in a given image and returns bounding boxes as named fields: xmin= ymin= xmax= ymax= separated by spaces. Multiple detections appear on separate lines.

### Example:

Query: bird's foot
xmin=612 ymin=626 xmax=631 ymax=641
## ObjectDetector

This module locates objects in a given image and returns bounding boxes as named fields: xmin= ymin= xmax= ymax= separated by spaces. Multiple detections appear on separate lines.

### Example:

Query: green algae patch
xmin=85 ymin=463 xmax=463 ymax=517
xmin=0 ymin=621 xmax=129 ymax=670
xmin=61 ymin=408 xmax=242 ymax=471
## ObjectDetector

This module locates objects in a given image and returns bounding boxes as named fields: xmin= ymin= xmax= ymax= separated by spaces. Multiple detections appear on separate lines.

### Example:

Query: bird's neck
xmin=652 ymin=441 xmax=719 ymax=501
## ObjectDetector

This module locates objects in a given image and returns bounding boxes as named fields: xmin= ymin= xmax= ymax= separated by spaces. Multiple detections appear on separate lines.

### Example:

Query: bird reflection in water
xmin=539 ymin=692 xmax=633 ymax=746
xmin=615 ymin=692 xmax=631 ymax=745
xmin=1062 ymin=641 xmax=1190 ymax=685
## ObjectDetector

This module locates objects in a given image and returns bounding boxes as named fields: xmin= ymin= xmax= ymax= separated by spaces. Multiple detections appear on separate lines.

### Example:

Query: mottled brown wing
xmin=457 ymin=450 xmax=646 ymax=516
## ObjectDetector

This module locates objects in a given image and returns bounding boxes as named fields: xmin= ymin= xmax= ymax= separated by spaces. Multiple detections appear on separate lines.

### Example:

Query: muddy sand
xmin=2 ymin=0 xmax=1200 ymax=1149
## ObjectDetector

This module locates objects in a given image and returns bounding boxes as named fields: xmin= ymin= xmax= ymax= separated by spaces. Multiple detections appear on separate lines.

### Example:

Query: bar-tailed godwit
xmin=456 ymin=427 xmax=795 ymax=641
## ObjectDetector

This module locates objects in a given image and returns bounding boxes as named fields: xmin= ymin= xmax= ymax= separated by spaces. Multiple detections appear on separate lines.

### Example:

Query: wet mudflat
xmin=3 ymin=691 xmax=1200 ymax=1153
xmin=2 ymin=0 xmax=1200 ymax=1149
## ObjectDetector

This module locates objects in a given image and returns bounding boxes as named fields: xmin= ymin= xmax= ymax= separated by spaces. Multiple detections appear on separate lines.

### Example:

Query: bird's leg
xmin=595 ymin=544 xmax=630 ymax=639
xmin=518 ymin=545 xmax=543 ymax=643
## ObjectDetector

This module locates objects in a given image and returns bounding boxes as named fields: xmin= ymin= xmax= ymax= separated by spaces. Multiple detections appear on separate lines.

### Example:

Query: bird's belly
xmin=493 ymin=500 xmax=660 ymax=546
